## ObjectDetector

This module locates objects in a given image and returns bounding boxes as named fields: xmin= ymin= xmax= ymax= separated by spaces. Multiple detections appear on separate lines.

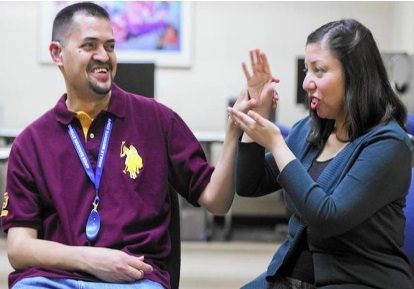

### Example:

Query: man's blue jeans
xmin=12 ymin=276 xmax=164 ymax=289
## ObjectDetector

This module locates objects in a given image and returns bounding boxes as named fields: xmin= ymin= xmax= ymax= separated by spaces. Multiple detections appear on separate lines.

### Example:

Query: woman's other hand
xmin=228 ymin=107 xmax=280 ymax=151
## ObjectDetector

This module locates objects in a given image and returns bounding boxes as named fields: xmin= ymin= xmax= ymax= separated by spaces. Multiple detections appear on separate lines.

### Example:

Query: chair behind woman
xmin=404 ymin=168 xmax=414 ymax=274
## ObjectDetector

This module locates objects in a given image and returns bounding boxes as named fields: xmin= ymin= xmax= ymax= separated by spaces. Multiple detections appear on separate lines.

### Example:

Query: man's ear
xmin=49 ymin=41 xmax=63 ymax=65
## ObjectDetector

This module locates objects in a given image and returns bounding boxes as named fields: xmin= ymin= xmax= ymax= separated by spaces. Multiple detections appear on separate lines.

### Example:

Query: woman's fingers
xmin=228 ymin=108 xmax=246 ymax=127
xmin=242 ymin=62 xmax=251 ymax=80
xmin=270 ymin=82 xmax=279 ymax=99
xmin=250 ymin=49 xmax=257 ymax=72
xmin=260 ymin=52 xmax=271 ymax=74
xmin=228 ymin=108 xmax=258 ymax=131
xmin=247 ymin=110 xmax=267 ymax=126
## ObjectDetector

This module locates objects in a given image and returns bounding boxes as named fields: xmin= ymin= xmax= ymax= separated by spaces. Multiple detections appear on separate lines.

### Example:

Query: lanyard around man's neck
xmin=67 ymin=116 xmax=114 ymax=243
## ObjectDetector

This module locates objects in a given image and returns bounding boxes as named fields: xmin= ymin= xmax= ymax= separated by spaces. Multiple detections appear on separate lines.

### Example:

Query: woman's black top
xmin=281 ymin=158 xmax=332 ymax=283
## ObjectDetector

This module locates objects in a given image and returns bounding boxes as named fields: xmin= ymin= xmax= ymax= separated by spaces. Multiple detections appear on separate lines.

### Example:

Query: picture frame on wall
xmin=39 ymin=1 xmax=192 ymax=67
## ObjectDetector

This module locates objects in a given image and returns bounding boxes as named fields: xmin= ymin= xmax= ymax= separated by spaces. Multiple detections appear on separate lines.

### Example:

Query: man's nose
xmin=93 ymin=46 xmax=109 ymax=62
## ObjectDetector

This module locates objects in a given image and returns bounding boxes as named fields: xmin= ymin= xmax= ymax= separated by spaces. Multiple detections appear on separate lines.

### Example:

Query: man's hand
xmin=83 ymin=247 xmax=153 ymax=283
xmin=232 ymin=88 xmax=256 ymax=113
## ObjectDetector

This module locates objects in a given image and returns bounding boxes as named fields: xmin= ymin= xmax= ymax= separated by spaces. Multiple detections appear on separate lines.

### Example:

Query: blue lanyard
xmin=68 ymin=116 xmax=113 ymax=242
xmin=68 ymin=116 xmax=113 ymax=192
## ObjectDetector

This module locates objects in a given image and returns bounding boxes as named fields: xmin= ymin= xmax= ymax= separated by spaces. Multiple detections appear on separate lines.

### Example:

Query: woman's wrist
xmin=271 ymin=134 xmax=295 ymax=171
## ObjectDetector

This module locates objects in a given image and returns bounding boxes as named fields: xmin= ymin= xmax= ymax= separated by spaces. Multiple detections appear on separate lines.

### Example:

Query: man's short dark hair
xmin=52 ymin=2 xmax=110 ymax=42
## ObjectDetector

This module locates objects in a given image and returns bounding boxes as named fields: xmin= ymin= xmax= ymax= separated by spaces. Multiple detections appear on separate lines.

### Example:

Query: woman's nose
xmin=302 ymin=74 xmax=316 ymax=92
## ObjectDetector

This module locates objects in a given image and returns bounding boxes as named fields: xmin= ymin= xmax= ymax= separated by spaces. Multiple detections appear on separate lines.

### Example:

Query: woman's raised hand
xmin=242 ymin=49 xmax=280 ymax=118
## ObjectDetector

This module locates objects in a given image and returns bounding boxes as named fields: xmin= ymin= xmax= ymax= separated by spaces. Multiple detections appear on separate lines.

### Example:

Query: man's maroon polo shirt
xmin=1 ymin=84 xmax=214 ymax=289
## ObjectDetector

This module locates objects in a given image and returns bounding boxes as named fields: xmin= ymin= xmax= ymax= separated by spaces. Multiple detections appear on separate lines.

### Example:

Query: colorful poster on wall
xmin=39 ymin=1 xmax=192 ymax=67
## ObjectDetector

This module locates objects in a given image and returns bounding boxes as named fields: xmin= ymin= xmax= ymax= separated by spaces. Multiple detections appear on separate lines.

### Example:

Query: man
xmin=1 ymin=2 xmax=246 ymax=289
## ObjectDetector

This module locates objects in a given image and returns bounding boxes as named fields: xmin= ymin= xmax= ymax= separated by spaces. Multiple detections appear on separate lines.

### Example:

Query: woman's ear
xmin=49 ymin=41 xmax=63 ymax=65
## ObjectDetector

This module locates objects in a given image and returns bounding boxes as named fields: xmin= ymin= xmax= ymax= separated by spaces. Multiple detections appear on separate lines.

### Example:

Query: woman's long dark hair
xmin=306 ymin=19 xmax=407 ymax=146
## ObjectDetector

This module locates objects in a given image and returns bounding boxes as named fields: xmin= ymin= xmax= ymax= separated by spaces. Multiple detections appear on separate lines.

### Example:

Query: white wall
xmin=392 ymin=1 xmax=414 ymax=54
xmin=0 ymin=1 xmax=408 ymax=133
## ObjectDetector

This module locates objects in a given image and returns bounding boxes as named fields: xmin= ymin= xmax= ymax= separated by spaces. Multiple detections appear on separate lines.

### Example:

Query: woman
xmin=228 ymin=19 xmax=414 ymax=289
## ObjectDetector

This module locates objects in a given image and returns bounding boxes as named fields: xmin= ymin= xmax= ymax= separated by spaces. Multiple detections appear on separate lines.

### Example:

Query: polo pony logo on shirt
xmin=120 ymin=141 xmax=143 ymax=179
xmin=1 ymin=192 xmax=9 ymax=217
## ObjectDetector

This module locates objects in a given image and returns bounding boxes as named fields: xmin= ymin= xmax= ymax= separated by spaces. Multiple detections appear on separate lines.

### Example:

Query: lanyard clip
xmin=92 ymin=195 xmax=100 ymax=211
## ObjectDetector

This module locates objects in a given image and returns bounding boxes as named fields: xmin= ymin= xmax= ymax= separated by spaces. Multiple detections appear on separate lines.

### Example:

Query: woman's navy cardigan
xmin=237 ymin=117 xmax=414 ymax=289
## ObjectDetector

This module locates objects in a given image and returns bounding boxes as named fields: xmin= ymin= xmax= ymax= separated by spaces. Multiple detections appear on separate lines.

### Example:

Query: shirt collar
xmin=54 ymin=83 xmax=127 ymax=125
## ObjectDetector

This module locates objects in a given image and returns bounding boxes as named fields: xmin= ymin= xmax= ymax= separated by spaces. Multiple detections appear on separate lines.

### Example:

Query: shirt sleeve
xmin=1 ymin=141 xmax=42 ymax=232
xmin=235 ymin=141 xmax=281 ymax=197
xmin=278 ymin=137 xmax=411 ymax=238
xmin=166 ymin=112 xmax=214 ymax=206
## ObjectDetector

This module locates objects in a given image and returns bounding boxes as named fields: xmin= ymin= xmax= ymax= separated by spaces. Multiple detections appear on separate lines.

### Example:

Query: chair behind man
xmin=166 ymin=185 xmax=181 ymax=289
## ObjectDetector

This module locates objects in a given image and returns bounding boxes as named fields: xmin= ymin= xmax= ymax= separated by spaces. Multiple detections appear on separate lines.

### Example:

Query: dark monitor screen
xmin=114 ymin=63 xmax=155 ymax=98
xmin=296 ymin=57 xmax=307 ymax=104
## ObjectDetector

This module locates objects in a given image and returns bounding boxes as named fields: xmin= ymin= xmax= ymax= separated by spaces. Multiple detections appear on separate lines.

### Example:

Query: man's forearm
xmin=198 ymin=119 xmax=240 ymax=215
xmin=7 ymin=227 xmax=153 ymax=283
xmin=7 ymin=227 xmax=88 ymax=271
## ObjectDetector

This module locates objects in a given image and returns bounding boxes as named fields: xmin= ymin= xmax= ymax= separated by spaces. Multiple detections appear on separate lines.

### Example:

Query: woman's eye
xmin=314 ymin=67 xmax=325 ymax=76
